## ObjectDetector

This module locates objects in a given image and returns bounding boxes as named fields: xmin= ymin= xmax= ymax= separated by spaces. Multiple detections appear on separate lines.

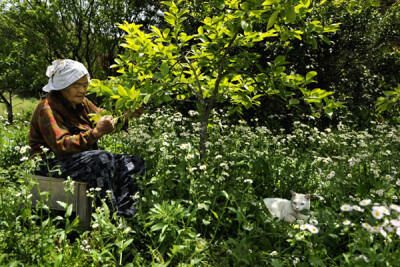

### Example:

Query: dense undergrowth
xmin=1 ymin=108 xmax=400 ymax=266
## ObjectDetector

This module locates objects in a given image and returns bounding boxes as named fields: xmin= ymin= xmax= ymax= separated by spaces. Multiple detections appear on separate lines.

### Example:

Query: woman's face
xmin=61 ymin=75 xmax=89 ymax=108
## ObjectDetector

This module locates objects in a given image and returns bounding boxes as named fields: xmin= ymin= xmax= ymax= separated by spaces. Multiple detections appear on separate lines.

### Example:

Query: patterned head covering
xmin=43 ymin=59 xmax=90 ymax=92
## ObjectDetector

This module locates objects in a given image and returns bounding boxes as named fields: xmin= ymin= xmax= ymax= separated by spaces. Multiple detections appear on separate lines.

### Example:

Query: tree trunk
xmin=0 ymin=92 xmax=13 ymax=124
xmin=199 ymin=106 xmax=210 ymax=160
xmin=7 ymin=92 xmax=13 ymax=124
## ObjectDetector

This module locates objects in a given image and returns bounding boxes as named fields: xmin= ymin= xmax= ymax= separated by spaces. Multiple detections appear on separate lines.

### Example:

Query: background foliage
xmin=1 ymin=0 xmax=400 ymax=126
xmin=1 ymin=0 xmax=400 ymax=265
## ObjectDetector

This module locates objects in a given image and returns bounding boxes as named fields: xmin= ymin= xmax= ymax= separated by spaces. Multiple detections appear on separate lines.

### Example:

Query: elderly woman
xmin=29 ymin=59 xmax=145 ymax=217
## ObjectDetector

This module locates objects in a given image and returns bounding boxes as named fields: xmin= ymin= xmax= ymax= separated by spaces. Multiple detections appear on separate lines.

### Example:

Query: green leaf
xmin=56 ymin=201 xmax=67 ymax=209
xmin=122 ymin=239 xmax=134 ymax=251
xmin=274 ymin=55 xmax=288 ymax=66
xmin=54 ymin=255 xmax=63 ymax=267
xmin=309 ymin=37 xmax=318 ymax=49
xmin=164 ymin=12 xmax=176 ymax=26
xmin=41 ymin=218 xmax=50 ymax=227
xmin=161 ymin=94 xmax=173 ymax=102
xmin=267 ymin=11 xmax=279 ymax=30
xmin=262 ymin=0 xmax=280 ymax=5
xmin=161 ymin=62 xmax=169 ymax=77
xmin=289 ymin=98 xmax=300 ymax=105
xmin=285 ymin=4 xmax=296 ymax=23
xmin=129 ymin=85 xmax=136 ymax=99
xmin=215 ymin=0 xmax=225 ymax=10
xmin=115 ymin=97 xmax=128 ymax=111
xmin=211 ymin=210 xmax=219 ymax=219
xmin=52 ymin=216 xmax=64 ymax=222
xmin=163 ymin=28 xmax=171 ymax=38
xmin=301 ymin=0 xmax=311 ymax=7
xmin=202 ymin=219 xmax=210 ymax=225
xmin=319 ymin=34 xmax=330 ymax=45
xmin=118 ymin=85 xmax=128 ymax=97
xmin=240 ymin=2 xmax=249 ymax=12
xmin=241 ymin=20 xmax=252 ymax=32
xmin=100 ymin=85 xmax=113 ymax=97
xmin=151 ymin=26 xmax=162 ymax=37
xmin=324 ymin=107 xmax=333 ymax=118
xmin=153 ymin=73 xmax=164 ymax=80
xmin=306 ymin=71 xmax=317 ymax=81
xmin=151 ymin=223 xmax=166 ymax=232
xmin=371 ymin=1 xmax=380 ymax=7
xmin=319 ymin=0 xmax=327 ymax=5
xmin=324 ymin=24 xmax=340 ymax=33
xmin=144 ymin=94 xmax=152 ymax=104
xmin=271 ymin=259 xmax=285 ymax=267
xmin=161 ymin=224 xmax=168 ymax=234
xmin=66 ymin=203 xmax=73 ymax=217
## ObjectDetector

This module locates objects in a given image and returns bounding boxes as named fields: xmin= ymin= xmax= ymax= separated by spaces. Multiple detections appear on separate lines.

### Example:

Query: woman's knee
xmin=79 ymin=150 xmax=115 ymax=164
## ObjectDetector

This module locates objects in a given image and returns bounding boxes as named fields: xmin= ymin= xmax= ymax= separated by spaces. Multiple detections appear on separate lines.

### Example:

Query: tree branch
xmin=184 ymin=56 xmax=204 ymax=100
xmin=206 ymin=32 xmax=238 ymax=115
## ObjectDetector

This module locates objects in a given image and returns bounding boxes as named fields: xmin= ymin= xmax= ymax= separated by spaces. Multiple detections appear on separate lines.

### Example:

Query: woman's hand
xmin=92 ymin=115 xmax=115 ymax=138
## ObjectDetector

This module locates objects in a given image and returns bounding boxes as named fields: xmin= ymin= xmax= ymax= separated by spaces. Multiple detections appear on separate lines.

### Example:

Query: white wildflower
xmin=359 ymin=199 xmax=371 ymax=206
xmin=179 ymin=143 xmax=189 ymax=150
xmin=352 ymin=205 xmax=364 ymax=212
xmin=327 ymin=171 xmax=335 ymax=179
xmin=343 ymin=220 xmax=351 ymax=225
xmin=340 ymin=204 xmax=353 ymax=212
xmin=361 ymin=222 xmax=371 ymax=230
xmin=307 ymin=224 xmax=319 ymax=234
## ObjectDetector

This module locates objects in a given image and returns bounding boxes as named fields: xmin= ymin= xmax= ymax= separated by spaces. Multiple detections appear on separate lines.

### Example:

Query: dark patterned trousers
xmin=34 ymin=150 xmax=145 ymax=217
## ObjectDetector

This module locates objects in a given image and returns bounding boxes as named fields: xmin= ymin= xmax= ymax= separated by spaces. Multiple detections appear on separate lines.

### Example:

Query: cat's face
xmin=290 ymin=191 xmax=311 ymax=212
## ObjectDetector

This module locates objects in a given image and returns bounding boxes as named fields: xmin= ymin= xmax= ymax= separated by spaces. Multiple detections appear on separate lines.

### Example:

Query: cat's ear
xmin=290 ymin=190 xmax=296 ymax=197
xmin=306 ymin=194 xmax=311 ymax=200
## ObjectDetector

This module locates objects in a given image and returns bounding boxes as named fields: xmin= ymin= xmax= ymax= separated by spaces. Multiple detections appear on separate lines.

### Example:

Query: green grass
xmin=0 ymin=94 xmax=38 ymax=116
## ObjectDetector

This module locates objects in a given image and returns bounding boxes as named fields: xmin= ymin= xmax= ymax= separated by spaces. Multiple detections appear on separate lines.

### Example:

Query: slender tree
xmin=89 ymin=0 xmax=343 ymax=159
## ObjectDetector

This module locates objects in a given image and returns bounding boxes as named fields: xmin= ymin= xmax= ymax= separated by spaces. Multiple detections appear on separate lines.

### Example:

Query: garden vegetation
xmin=1 ymin=108 xmax=400 ymax=265
xmin=1 ymin=0 xmax=400 ymax=266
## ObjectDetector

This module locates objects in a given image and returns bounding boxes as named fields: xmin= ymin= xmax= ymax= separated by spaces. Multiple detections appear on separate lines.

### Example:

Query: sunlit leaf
xmin=262 ymin=0 xmax=280 ymax=5
xmin=215 ymin=0 xmax=225 ymax=10
xmin=306 ymin=71 xmax=317 ymax=81
xmin=118 ymin=85 xmax=128 ymax=97
xmin=267 ymin=11 xmax=279 ymax=30
xmin=285 ymin=4 xmax=296 ymax=23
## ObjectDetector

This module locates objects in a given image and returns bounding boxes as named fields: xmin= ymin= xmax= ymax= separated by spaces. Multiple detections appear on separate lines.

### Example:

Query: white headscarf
xmin=43 ymin=59 xmax=90 ymax=92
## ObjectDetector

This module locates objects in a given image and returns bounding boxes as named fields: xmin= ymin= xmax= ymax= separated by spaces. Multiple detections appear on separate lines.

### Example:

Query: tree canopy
xmin=89 ymin=0 xmax=346 ymax=158
xmin=0 ymin=0 xmax=399 ymax=127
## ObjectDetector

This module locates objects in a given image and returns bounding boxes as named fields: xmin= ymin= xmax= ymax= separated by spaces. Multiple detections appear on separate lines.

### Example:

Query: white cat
xmin=263 ymin=191 xmax=311 ymax=223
